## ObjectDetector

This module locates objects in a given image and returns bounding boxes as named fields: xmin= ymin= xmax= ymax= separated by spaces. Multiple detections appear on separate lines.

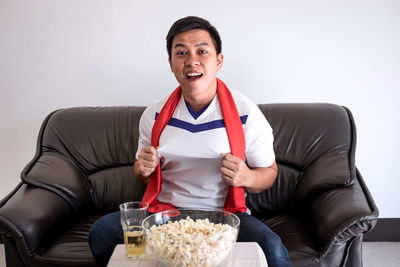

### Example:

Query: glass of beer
xmin=119 ymin=201 xmax=149 ymax=258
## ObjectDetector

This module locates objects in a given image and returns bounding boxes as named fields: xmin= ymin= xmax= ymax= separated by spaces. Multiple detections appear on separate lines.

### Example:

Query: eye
xmin=176 ymin=51 xmax=187 ymax=55
xmin=198 ymin=50 xmax=207 ymax=54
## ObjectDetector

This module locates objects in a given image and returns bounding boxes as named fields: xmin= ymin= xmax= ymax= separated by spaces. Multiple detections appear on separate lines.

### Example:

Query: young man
xmin=89 ymin=16 xmax=291 ymax=267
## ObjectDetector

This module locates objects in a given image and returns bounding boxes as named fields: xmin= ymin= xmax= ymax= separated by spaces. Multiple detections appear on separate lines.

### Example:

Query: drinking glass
xmin=119 ymin=201 xmax=149 ymax=258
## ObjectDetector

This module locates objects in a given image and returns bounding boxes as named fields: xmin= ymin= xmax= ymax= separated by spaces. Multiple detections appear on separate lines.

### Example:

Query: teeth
xmin=186 ymin=73 xmax=202 ymax=77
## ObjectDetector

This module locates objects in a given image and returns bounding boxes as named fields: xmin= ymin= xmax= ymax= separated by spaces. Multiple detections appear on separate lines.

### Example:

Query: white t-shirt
xmin=136 ymin=89 xmax=275 ymax=210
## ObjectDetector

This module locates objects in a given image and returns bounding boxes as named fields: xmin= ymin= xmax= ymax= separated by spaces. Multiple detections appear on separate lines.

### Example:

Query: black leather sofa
xmin=0 ymin=103 xmax=378 ymax=266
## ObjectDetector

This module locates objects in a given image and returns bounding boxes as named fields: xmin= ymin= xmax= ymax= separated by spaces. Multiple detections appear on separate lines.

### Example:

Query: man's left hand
xmin=220 ymin=153 xmax=251 ymax=188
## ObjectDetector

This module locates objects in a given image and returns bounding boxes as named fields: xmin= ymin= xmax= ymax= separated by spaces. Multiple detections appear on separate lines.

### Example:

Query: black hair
xmin=166 ymin=16 xmax=222 ymax=58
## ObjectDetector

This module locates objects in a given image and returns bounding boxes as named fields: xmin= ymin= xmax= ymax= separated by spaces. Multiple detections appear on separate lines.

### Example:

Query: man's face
xmin=169 ymin=29 xmax=223 ymax=98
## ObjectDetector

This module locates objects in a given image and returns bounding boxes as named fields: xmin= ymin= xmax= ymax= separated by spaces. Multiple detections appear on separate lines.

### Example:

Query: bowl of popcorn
xmin=141 ymin=209 xmax=240 ymax=267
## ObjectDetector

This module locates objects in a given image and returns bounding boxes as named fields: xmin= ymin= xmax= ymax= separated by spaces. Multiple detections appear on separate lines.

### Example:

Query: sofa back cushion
xmin=22 ymin=107 xmax=147 ymax=213
xmin=247 ymin=103 xmax=356 ymax=214
xmin=22 ymin=103 xmax=356 ymax=214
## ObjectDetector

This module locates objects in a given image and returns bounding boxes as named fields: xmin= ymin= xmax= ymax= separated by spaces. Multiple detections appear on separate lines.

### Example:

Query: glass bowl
xmin=141 ymin=209 xmax=240 ymax=267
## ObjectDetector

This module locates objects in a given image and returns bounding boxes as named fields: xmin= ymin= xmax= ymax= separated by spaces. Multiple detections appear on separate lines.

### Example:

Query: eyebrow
xmin=174 ymin=42 xmax=210 ymax=49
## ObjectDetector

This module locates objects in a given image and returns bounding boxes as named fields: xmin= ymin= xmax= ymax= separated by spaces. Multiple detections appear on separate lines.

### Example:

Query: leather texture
xmin=0 ymin=104 xmax=378 ymax=266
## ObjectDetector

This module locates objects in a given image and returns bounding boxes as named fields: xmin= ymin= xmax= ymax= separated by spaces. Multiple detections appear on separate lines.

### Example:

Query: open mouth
xmin=186 ymin=72 xmax=203 ymax=81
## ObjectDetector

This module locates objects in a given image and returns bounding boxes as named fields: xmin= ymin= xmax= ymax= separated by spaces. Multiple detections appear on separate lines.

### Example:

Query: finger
xmin=136 ymin=163 xmax=153 ymax=175
xmin=142 ymin=146 xmax=158 ymax=156
xmin=140 ymin=147 xmax=158 ymax=160
xmin=140 ymin=160 xmax=157 ymax=169
xmin=220 ymin=166 xmax=236 ymax=179
xmin=221 ymin=153 xmax=242 ymax=166
xmin=220 ymin=171 xmax=232 ymax=182
xmin=141 ymin=146 xmax=152 ymax=153
xmin=221 ymin=159 xmax=238 ymax=172
xmin=222 ymin=154 xmax=243 ymax=168
xmin=221 ymin=173 xmax=236 ymax=186
xmin=139 ymin=152 xmax=158 ymax=163
xmin=226 ymin=154 xmax=242 ymax=163
xmin=139 ymin=165 xmax=154 ymax=174
xmin=137 ymin=154 xmax=158 ymax=168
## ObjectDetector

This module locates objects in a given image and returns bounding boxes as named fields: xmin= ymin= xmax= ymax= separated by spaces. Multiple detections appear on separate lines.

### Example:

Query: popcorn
xmin=145 ymin=216 xmax=237 ymax=267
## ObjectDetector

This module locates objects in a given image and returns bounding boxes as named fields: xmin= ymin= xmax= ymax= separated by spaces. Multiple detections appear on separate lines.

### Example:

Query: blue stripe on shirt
xmin=155 ymin=113 xmax=248 ymax=133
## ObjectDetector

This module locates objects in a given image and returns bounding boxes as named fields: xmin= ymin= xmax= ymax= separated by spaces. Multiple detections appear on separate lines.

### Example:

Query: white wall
xmin=1 ymin=0 xmax=399 ymax=217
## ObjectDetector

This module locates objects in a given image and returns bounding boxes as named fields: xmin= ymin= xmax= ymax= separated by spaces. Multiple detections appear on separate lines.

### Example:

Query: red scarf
xmin=141 ymin=78 xmax=247 ymax=214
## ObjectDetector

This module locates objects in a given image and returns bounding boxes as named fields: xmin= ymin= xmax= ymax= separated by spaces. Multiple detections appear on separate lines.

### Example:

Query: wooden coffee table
xmin=108 ymin=242 xmax=267 ymax=266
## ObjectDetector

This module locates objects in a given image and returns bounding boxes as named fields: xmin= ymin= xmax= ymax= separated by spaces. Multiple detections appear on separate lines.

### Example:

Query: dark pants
xmin=88 ymin=211 xmax=292 ymax=267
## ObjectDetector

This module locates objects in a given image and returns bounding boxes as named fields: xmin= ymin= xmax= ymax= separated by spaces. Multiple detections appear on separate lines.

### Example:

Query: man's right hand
xmin=134 ymin=146 xmax=160 ymax=183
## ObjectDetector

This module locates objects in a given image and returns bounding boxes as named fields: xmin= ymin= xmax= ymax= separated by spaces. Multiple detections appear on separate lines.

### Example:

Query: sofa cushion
xmin=89 ymin=166 xmax=147 ymax=213
xmin=262 ymin=214 xmax=319 ymax=266
xmin=21 ymin=107 xmax=146 ymax=210
xmin=257 ymin=104 xmax=356 ymax=209
xmin=33 ymin=214 xmax=101 ymax=266
xmin=39 ymin=107 xmax=145 ymax=174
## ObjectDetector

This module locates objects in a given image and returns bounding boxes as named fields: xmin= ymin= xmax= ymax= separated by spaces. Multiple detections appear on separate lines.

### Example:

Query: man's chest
xmin=157 ymin=125 xmax=231 ymax=160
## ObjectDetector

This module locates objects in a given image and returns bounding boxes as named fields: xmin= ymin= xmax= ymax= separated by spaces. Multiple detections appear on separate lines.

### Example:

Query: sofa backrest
xmin=21 ymin=103 xmax=356 ymax=214
xmin=247 ymin=103 xmax=356 ymax=215
xmin=22 ymin=107 xmax=147 ymax=213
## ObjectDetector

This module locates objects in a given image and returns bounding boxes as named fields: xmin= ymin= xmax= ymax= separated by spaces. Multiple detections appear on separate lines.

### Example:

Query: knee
xmin=257 ymin=231 xmax=282 ymax=253
xmin=88 ymin=219 xmax=102 ymax=244
xmin=261 ymin=231 xmax=283 ymax=247
xmin=88 ymin=213 xmax=123 ymax=267
xmin=257 ymin=233 xmax=291 ymax=266
xmin=89 ymin=212 xmax=123 ymax=244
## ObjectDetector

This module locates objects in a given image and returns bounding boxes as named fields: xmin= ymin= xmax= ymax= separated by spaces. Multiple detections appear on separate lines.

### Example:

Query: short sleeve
xmin=244 ymin=105 xmax=275 ymax=168
xmin=135 ymin=106 xmax=155 ymax=160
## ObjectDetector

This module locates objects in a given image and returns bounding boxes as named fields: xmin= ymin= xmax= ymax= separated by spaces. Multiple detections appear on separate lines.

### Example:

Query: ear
xmin=216 ymin=53 xmax=224 ymax=71
xmin=168 ymin=57 xmax=173 ymax=72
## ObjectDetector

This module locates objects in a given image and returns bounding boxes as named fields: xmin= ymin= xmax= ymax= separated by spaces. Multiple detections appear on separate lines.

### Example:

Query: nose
xmin=185 ymin=53 xmax=200 ymax=67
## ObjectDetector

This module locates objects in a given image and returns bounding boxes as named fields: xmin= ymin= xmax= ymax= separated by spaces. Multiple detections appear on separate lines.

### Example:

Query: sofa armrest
xmin=22 ymin=153 xmax=91 ymax=211
xmin=308 ymin=169 xmax=378 ymax=257
xmin=0 ymin=183 xmax=73 ymax=255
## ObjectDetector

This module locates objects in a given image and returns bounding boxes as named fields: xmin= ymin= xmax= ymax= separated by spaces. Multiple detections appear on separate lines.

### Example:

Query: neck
xmin=183 ymin=95 xmax=215 ymax=112
xmin=181 ymin=88 xmax=217 ymax=112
